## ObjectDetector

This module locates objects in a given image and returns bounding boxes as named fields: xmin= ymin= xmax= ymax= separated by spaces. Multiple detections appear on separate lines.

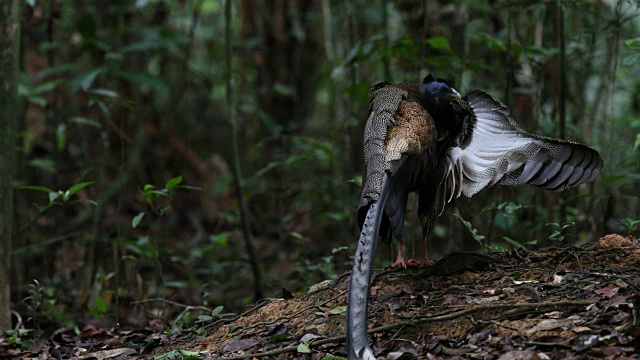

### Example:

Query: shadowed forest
xmin=2 ymin=0 xmax=640 ymax=354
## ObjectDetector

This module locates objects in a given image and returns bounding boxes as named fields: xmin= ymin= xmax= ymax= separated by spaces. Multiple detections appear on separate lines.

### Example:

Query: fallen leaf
xmin=78 ymin=348 xmax=134 ymax=359
xmin=513 ymin=280 xmax=537 ymax=285
xmin=543 ymin=311 xmax=561 ymax=319
xmin=572 ymin=326 xmax=592 ymax=333
xmin=594 ymin=285 xmax=618 ymax=296
xmin=615 ymin=279 xmax=629 ymax=288
xmin=223 ymin=338 xmax=259 ymax=352
xmin=470 ymin=295 xmax=501 ymax=304
xmin=526 ymin=316 xmax=584 ymax=334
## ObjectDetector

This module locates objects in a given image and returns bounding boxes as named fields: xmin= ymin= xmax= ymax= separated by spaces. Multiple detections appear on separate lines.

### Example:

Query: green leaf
xmin=209 ymin=233 xmax=229 ymax=246
xmin=132 ymin=212 xmax=145 ymax=228
xmin=143 ymin=184 xmax=156 ymax=192
xmin=70 ymin=116 xmax=102 ymax=128
xmin=328 ymin=306 xmax=346 ymax=314
xmin=27 ymin=96 xmax=47 ymax=107
xmin=502 ymin=236 xmax=525 ymax=249
xmin=165 ymin=176 xmax=183 ymax=191
xmin=49 ymin=192 xmax=60 ymax=203
xmin=297 ymin=342 xmax=311 ymax=353
xmin=273 ymin=83 xmax=294 ymax=97
xmin=56 ymin=124 xmax=67 ymax=151
xmin=37 ymin=63 xmax=78 ymax=78
xmin=73 ymin=68 xmax=103 ymax=92
xmin=64 ymin=181 xmax=95 ymax=200
xmin=31 ymin=80 xmax=64 ymax=94
xmin=94 ymin=296 xmax=108 ymax=313
xmin=212 ymin=305 xmax=224 ymax=316
xmin=179 ymin=349 xmax=208 ymax=357
xmin=426 ymin=36 xmax=452 ymax=52
xmin=624 ymin=37 xmax=640 ymax=49
xmin=116 ymin=70 xmax=167 ymax=89
xmin=18 ymin=185 xmax=54 ymax=193
xmin=29 ymin=158 xmax=56 ymax=172
xmin=88 ymin=88 xmax=118 ymax=98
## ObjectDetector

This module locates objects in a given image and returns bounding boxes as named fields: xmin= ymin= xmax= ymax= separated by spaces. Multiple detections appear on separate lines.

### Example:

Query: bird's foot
xmin=388 ymin=257 xmax=408 ymax=269
xmin=388 ymin=257 xmax=427 ymax=269
xmin=406 ymin=258 xmax=426 ymax=267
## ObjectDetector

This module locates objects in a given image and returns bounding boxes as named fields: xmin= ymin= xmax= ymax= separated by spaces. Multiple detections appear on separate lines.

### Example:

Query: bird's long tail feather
xmin=347 ymin=172 xmax=391 ymax=360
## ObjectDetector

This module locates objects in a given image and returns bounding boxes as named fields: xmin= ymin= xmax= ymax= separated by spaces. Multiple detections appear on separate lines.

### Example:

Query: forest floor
xmin=3 ymin=234 xmax=640 ymax=359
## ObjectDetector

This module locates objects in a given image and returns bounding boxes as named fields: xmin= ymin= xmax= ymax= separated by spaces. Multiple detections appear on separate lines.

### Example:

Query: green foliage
xmin=297 ymin=336 xmax=316 ymax=354
xmin=303 ymin=245 xmax=349 ymax=280
xmin=88 ymin=295 xmax=108 ymax=320
xmin=547 ymin=221 xmax=576 ymax=243
xmin=23 ymin=279 xmax=44 ymax=313
xmin=454 ymin=213 xmax=486 ymax=246
xmin=3 ymin=328 xmax=33 ymax=346
xmin=619 ymin=218 xmax=640 ymax=235
xmin=624 ymin=37 xmax=640 ymax=65
xmin=19 ymin=181 xmax=96 ymax=212
xmin=139 ymin=176 xmax=200 ymax=216
xmin=483 ymin=201 xmax=532 ymax=215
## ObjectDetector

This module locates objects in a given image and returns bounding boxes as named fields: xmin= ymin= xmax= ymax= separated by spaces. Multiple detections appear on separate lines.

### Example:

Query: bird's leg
xmin=389 ymin=235 xmax=424 ymax=268
xmin=421 ymin=233 xmax=432 ymax=266
xmin=417 ymin=213 xmax=433 ymax=267
xmin=389 ymin=236 xmax=408 ymax=269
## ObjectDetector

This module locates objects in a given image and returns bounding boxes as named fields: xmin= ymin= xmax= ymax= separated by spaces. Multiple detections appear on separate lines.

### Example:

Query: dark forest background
xmin=4 ymin=0 xmax=640 ymax=332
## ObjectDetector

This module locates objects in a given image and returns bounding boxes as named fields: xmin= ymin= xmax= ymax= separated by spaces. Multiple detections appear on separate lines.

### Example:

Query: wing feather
xmin=441 ymin=90 xmax=603 ymax=201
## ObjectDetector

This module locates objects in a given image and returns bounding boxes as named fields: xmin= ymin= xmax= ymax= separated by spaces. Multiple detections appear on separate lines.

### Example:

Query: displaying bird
xmin=347 ymin=75 xmax=603 ymax=360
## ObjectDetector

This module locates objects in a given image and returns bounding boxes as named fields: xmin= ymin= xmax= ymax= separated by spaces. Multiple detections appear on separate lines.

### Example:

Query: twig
xmin=11 ymin=310 xmax=22 ymax=332
xmin=526 ymin=340 xmax=572 ymax=349
xmin=480 ymin=319 xmax=525 ymax=338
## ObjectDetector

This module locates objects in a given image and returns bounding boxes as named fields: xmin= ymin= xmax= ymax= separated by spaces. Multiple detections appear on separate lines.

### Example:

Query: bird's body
xmin=347 ymin=76 xmax=603 ymax=360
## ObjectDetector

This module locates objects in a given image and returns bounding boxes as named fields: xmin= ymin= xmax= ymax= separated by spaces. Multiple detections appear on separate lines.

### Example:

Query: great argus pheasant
xmin=347 ymin=75 xmax=603 ymax=360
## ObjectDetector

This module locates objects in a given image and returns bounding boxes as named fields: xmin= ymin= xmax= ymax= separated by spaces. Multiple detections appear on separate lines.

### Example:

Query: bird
xmin=347 ymin=75 xmax=603 ymax=360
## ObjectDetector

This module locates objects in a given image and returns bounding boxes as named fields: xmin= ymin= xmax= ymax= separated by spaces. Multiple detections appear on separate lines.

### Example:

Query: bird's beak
xmin=440 ymin=88 xmax=461 ymax=103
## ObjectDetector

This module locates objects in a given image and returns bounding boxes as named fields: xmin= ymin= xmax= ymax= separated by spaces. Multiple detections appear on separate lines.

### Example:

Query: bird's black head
xmin=418 ymin=74 xmax=461 ymax=111
xmin=419 ymin=74 xmax=466 ymax=145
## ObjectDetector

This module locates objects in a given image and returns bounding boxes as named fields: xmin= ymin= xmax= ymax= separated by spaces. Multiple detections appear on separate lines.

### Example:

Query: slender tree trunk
xmin=0 ymin=0 xmax=20 ymax=333
xmin=226 ymin=0 xmax=263 ymax=301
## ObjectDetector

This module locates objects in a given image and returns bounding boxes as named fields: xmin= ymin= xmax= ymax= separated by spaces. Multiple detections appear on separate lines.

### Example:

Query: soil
xmin=3 ymin=234 xmax=640 ymax=359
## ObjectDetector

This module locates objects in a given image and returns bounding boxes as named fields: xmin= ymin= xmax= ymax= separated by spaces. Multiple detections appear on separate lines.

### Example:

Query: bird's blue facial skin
xmin=419 ymin=80 xmax=461 ymax=107
xmin=427 ymin=81 xmax=459 ymax=98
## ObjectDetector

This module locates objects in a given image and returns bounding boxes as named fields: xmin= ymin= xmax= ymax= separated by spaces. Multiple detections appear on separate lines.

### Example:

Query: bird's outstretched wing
xmin=439 ymin=90 xmax=603 ymax=204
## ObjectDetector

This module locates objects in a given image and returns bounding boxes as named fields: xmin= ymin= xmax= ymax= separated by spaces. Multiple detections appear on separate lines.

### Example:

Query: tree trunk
xmin=0 ymin=0 xmax=20 ymax=333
